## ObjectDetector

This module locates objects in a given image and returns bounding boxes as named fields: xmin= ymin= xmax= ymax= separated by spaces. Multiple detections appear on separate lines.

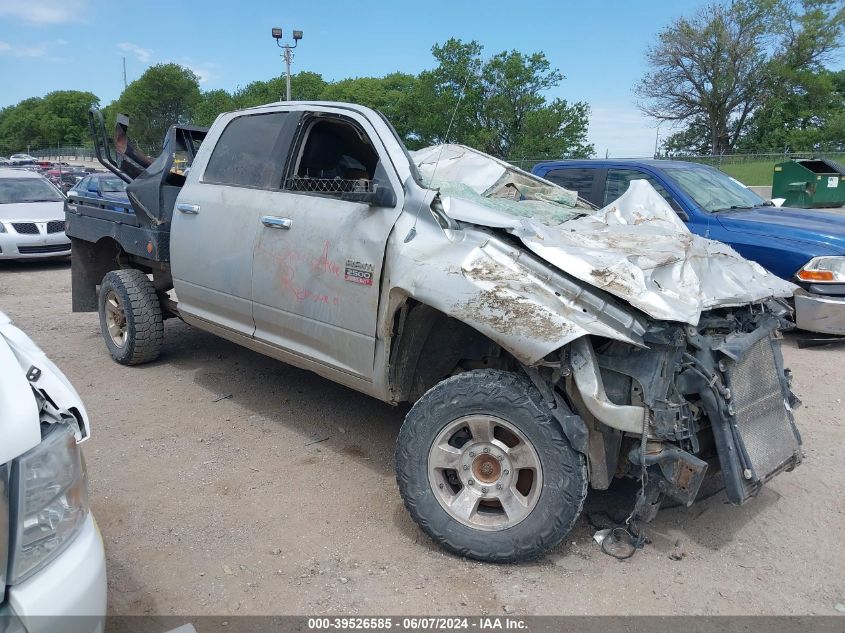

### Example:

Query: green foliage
xmin=193 ymin=89 xmax=237 ymax=127
xmin=0 ymin=91 xmax=99 ymax=151
xmin=321 ymin=72 xmax=418 ymax=142
xmin=112 ymin=63 xmax=201 ymax=149
xmin=644 ymin=0 xmax=845 ymax=155
xmin=409 ymin=39 xmax=593 ymax=158
xmin=232 ymin=71 xmax=327 ymax=109
xmin=0 ymin=44 xmax=591 ymax=162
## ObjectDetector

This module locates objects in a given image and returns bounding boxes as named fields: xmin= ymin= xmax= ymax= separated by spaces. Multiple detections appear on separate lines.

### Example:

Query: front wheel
xmin=98 ymin=269 xmax=164 ymax=365
xmin=395 ymin=369 xmax=587 ymax=562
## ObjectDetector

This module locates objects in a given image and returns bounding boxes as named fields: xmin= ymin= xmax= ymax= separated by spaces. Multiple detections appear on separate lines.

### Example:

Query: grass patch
xmin=717 ymin=160 xmax=777 ymax=186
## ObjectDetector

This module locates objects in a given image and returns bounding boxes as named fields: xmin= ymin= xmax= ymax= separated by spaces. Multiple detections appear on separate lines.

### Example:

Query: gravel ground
xmin=1 ymin=259 xmax=844 ymax=616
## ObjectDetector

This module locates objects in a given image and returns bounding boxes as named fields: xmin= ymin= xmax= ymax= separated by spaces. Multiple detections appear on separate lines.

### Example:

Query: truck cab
xmin=66 ymin=104 xmax=804 ymax=563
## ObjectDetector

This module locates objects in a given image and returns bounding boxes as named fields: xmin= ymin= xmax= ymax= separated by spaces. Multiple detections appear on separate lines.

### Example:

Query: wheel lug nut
xmin=467 ymin=479 xmax=475 ymax=486
xmin=497 ymin=455 xmax=504 ymax=461
xmin=483 ymin=447 xmax=490 ymax=453
xmin=462 ymin=464 xmax=469 ymax=470
xmin=469 ymin=451 xmax=476 ymax=457
xmin=496 ymin=483 xmax=502 ymax=490
xmin=438 ymin=483 xmax=444 ymax=489
xmin=481 ymin=487 xmax=488 ymax=493
xmin=503 ymin=469 xmax=509 ymax=475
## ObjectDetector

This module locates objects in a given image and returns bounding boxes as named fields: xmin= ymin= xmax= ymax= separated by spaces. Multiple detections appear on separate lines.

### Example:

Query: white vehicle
xmin=0 ymin=312 xmax=105 ymax=632
xmin=9 ymin=154 xmax=37 ymax=166
xmin=0 ymin=168 xmax=71 ymax=259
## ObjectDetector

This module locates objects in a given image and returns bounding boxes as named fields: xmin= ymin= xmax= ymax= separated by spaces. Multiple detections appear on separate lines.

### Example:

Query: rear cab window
xmin=202 ymin=112 xmax=291 ymax=189
xmin=541 ymin=168 xmax=597 ymax=205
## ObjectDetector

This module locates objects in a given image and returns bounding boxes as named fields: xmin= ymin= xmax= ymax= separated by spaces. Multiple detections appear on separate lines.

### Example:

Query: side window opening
xmin=542 ymin=168 xmax=595 ymax=203
xmin=285 ymin=118 xmax=379 ymax=196
xmin=604 ymin=168 xmax=671 ymax=206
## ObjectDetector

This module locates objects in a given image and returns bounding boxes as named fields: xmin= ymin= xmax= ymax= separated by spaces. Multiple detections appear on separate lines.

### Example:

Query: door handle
xmin=261 ymin=216 xmax=292 ymax=230
xmin=177 ymin=203 xmax=200 ymax=214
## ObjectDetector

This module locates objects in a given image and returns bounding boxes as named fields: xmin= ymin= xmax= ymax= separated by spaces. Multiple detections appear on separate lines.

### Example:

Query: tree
xmin=409 ymin=39 xmax=593 ymax=158
xmin=320 ymin=72 xmax=418 ymax=141
xmin=640 ymin=0 xmax=845 ymax=155
xmin=193 ymin=89 xmax=237 ymax=127
xmin=233 ymin=71 xmax=327 ymax=108
xmin=738 ymin=0 xmax=845 ymax=150
xmin=739 ymin=68 xmax=845 ymax=150
xmin=0 ymin=91 xmax=98 ymax=151
xmin=636 ymin=0 xmax=771 ymax=155
xmin=112 ymin=63 xmax=201 ymax=149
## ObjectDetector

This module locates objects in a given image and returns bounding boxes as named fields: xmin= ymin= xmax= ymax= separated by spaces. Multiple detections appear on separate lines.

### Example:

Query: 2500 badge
xmin=345 ymin=260 xmax=374 ymax=286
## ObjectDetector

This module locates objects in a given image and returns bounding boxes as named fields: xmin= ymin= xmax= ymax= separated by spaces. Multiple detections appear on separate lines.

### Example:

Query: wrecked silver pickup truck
xmin=67 ymin=102 xmax=802 ymax=562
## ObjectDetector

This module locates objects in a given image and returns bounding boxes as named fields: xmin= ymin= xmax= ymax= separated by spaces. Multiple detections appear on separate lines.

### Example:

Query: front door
xmin=250 ymin=109 xmax=404 ymax=380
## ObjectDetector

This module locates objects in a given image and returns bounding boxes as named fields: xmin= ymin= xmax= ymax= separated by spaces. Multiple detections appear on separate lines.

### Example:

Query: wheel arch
xmin=70 ymin=236 xmax=127 ymax=312
xmin=387 ymin=298 xmax=515 ymax=403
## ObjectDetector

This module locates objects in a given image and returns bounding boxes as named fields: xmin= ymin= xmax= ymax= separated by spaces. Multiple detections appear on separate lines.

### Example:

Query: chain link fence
xmin=0 ymin=144 xmax=98 ymax=163
xmin=507 ymin=149 xmax=845 ymax=186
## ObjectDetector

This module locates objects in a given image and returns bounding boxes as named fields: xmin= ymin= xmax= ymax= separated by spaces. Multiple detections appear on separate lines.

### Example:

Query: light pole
xmin=653 ymin=122 xmax=663 ymax=158
xmin=272 ymin=27 xmax=303 ymax=102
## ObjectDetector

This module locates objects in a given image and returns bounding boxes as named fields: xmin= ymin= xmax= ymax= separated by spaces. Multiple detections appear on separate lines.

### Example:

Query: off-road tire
xmin=395 ymin=369 xmax=588 ymax=563
xmin=98 ymin=269 xmax=164 ymax=365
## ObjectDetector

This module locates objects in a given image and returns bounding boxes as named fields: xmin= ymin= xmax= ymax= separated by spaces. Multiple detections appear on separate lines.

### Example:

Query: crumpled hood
xmin=0 ymin=311 xmax=90 ymax=464
xmin=413 ymin=145 xmax=796 ymax=325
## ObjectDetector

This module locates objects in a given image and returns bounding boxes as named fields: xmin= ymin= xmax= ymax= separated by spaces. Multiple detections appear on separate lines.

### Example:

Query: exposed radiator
xmin=725 ymin=336 xmax=801 ymax=495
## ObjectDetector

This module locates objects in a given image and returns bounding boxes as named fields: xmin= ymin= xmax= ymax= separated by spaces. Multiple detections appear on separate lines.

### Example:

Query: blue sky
xmin=0 ymin=0 xmax=715 ymax=155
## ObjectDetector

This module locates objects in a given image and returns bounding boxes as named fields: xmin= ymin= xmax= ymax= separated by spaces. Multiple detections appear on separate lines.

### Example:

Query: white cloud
xmin=0 ymin=0 xmax=87 ymax=25
xmin=186 ymin=64 xmax=215 ymax=84
xmin=0 ymin=38 xmax=67 ymax=58
xmin=118 ymin=42 xmax=152 ymax=63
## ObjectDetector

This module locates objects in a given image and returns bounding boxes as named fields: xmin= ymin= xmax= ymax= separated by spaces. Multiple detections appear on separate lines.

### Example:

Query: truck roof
xmin=533 ymin=158 xmax=715 ymax=170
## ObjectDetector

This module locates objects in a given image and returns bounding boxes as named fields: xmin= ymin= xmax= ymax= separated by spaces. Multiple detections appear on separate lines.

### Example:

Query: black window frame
xmin=281 ymin=113 xmax=395 ymax=204
xmin=541 ymin=167 xmax=600 ymax=206
xmin=602 ymin=167 xmax=671 ymax=206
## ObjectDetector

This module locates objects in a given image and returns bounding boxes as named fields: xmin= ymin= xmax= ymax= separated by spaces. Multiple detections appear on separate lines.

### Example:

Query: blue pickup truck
xmin=532 ymin=159 xmax=845 ymax=336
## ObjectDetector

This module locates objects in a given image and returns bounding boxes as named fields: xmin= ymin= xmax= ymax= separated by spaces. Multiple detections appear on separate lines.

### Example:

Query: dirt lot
xmin=2 ymin=259 xmax=844 ymax=616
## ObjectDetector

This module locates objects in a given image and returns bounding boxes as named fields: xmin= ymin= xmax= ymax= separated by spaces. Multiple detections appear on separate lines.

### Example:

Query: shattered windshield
xmin=663 ymin=165 xmax=765 ymax=213
xmin=413 ymin=145 xmax=591 ymax=227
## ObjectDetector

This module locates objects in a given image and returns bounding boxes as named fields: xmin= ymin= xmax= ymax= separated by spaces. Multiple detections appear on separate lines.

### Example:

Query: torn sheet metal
xmin=412 ymin=145 xmax=796 ymax=325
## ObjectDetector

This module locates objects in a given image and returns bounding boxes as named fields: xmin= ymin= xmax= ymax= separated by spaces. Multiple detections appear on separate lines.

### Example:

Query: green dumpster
xmin=772 ymin=158 xmax=845 ymax=208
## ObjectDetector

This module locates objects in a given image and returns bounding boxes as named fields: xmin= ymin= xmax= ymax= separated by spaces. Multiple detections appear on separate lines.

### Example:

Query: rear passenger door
xmin=171 ymin=110 xmax=295 ymax=336
xmin=539 ymin=167 xmax=601 ymax=206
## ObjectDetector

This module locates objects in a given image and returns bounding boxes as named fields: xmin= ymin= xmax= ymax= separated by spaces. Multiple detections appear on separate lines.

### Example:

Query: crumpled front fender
xmin=384 ymin=218 xmax=647 ymax=365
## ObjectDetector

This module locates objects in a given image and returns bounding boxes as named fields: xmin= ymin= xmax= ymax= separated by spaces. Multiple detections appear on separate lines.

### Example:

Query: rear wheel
xmin=98 ymin=269 xmax=164 ymax=365
xmin=395 ymin=369 xmax=587 ymax=562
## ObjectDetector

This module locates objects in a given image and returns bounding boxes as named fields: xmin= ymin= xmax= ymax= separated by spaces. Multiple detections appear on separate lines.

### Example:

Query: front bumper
xmin=3 ymin=515 xmax=106 ymax=633
xmin=794 ymin=289 xmax=845 ymax=335
xmin=0 ymin=228 xmax=71 ymax=260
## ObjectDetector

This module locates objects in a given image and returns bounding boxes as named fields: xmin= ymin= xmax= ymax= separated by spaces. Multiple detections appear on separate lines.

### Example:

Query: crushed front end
xmin=581 ymin=299 xmax=802 ymax=520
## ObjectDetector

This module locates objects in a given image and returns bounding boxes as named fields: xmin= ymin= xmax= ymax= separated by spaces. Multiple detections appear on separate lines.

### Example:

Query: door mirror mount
xmin=341 ymin=182 xmax=397 ymax=207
